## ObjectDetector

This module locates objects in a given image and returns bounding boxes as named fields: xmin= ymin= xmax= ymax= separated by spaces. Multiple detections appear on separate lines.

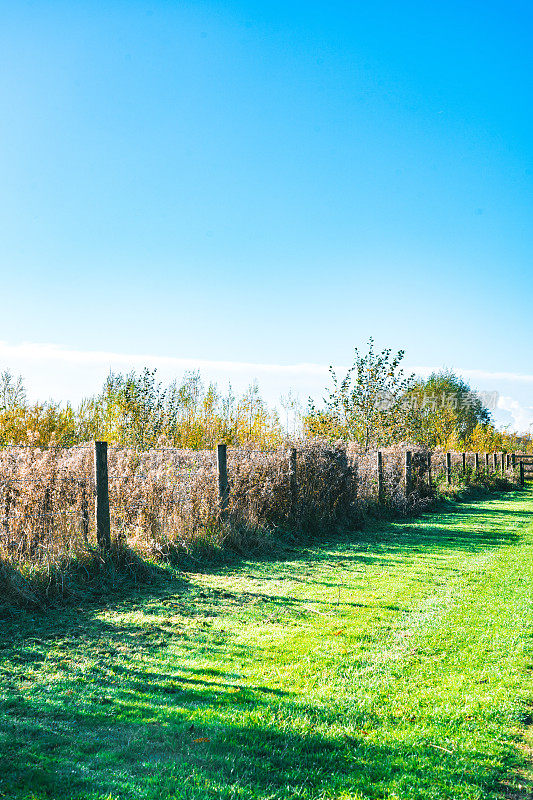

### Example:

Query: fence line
xmin=0 ymin=442 xmax=527 ymax=555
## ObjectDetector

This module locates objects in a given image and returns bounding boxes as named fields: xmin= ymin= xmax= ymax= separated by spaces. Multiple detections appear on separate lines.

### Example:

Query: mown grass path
xmin=2 ymin=490 xmax=533 ymax=799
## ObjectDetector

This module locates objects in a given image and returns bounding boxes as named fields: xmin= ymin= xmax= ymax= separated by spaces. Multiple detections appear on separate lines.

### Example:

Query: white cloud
xmin=0 ymin=341 xmax=329 ymax=377
xmin=2 ymin=341 xmax=533 ymax=384
xmin=0 ymin=340 xmax=332 ymax=407
xmin=497 ymin=395 xmax=533 ymax=434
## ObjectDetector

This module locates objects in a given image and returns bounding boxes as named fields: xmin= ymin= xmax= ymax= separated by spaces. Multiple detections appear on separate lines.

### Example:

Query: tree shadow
xmin=0 ymin=662 xmax=512 ymax=799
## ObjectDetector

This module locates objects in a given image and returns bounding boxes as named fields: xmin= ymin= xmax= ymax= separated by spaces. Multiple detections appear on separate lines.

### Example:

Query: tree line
xmin=0 ymin=369 xmax=284 ymax=449
xmin=0 ymin=340 xmax=530 ymax=452
xmin=305 ymin=339 xmax=531 ymax=453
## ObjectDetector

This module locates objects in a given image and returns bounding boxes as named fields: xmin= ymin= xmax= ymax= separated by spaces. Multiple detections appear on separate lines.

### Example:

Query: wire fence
xmin=0 ymin=441 xmax=524 ymax=566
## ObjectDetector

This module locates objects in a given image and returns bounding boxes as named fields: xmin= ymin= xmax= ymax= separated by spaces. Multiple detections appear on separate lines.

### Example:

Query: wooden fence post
xmin=3 ymin=485 xmax=10 ymax=539
xmin=289 ymin=447 xmax=298 ymax=515
xmin=427 ymin=452 xmax=432 ymax=491
xmin=501 ymin=452 xmax=506 ymax=473
xmin=520 ymin=461 xmax=525 ymax=487
xmin=474 ymin=452 xmax=479 ymax=474
xmin=217 ymin=443 xmax=229 ymax=520
xmin=44 ymin=487 xmax=51 ymax=533
xmin=446 ymin=452 xmax=452 ymax=485
xmin=485 ymin=452 xmax=490 ymax=472
xmin=405 ymin=450 xmax=412 ymax=495
xmin=493 ymin=453 xmax=498 ymax=472
xmin=80 ymin=482 xmax=89 ymax=541
xmin=462 ymin=452 xmax=466 ymax=475
xmin=512 ymin=453 xmax=516 ymax=468
xmin=377 ymin=450 xmax=384 ymax=503
xmin=94 ymin=441 xmax=111 ymax=551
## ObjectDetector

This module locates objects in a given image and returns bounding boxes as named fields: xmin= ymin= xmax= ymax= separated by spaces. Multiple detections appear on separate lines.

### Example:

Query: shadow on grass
xmin=1 ymin=489 xmax=531 ymax=798
xmin=0 ymin=541 xmax=176 ymax=617
xmin=0 ymin=663 xmax=511 ymax=800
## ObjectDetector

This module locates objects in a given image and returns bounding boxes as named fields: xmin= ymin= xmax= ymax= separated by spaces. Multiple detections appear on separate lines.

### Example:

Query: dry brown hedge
xmin=0 ymin=442 xmax=518 ymax=605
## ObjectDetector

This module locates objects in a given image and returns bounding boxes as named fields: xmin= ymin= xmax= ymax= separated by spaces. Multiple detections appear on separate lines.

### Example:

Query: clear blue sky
xmin=1 ymin=1 xmax=532 ymax=427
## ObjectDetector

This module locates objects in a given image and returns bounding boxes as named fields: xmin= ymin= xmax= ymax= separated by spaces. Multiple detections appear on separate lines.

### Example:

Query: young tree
xmin=305 ymin=339 xmax=415 ymax=450
xmin=0 ymin=370 xmax=26 ymax=410
xmin=78 ymin=369 xmax=167 ymax=448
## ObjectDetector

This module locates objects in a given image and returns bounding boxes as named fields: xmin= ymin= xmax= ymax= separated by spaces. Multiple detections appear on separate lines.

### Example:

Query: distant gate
xmin=516 ymin=453 xmax=533 ymax=483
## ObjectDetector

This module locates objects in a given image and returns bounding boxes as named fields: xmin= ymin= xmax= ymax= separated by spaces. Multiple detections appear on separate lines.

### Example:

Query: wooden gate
xmin=516 ymin=453 xmax=533 ymax=484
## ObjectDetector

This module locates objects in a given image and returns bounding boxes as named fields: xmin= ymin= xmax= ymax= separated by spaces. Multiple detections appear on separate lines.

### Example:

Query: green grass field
xmin=2 ymin=489 xmax=533 ymax=799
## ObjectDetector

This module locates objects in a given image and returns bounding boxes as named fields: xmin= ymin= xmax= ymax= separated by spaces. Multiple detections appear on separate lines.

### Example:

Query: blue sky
xmin=1 ymin=1 xmax=532 ymax=430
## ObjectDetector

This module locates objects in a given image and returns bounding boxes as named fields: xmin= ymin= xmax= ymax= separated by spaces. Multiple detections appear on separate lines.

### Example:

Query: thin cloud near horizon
xmin=1 ymin=340 xmax=533 ymax=386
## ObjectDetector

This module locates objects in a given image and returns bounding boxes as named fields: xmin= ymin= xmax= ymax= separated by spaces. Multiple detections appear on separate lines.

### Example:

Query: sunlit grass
xmin=1 ymin=490 xmax=533 ymax=798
